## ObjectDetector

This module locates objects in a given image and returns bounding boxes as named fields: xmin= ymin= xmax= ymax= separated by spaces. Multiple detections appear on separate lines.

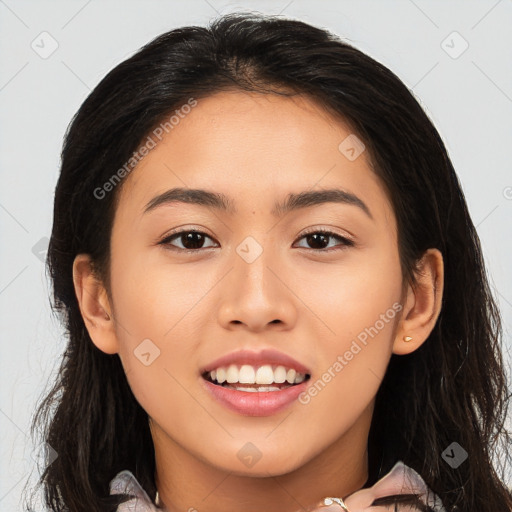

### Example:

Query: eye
xmin=158 ymin=228 xmax=354 ymax=253
xmin=159 ymin=229 xmax=218 ymax=252
xmin=293 ymin=229 xmax=354 ymax=252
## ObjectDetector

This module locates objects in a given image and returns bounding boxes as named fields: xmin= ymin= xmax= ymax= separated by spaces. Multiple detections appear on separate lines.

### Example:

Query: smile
xmin=201 ymin=365 xmax=311 ymax=416
xmin=204 ymin=363 xmax=309 ymax=390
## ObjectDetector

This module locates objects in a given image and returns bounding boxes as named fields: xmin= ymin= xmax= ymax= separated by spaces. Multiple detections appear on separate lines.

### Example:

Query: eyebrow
xmin=143 ymin=187 xmax=373 ymax=219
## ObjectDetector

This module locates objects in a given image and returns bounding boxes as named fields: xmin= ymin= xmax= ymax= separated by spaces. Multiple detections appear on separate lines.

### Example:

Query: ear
xmin=72 ymin=253 xmax=119 ymax=354
xmin=392 ymin=248 xmax=444 ymax=355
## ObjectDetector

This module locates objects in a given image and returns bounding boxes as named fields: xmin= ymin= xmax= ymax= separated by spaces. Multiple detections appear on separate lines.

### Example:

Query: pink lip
xmin=200 ymin=348 xmax=311 ymax=375
xmin=202 ymin=378 xmax=310 ymax=416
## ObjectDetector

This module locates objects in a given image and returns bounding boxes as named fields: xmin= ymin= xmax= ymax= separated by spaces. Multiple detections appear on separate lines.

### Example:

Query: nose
xmin=216 ymin=244 xmax=298 ymax=332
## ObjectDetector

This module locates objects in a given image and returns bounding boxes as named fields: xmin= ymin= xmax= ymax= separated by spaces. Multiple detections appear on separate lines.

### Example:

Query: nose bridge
xmin=216 ymin=231 xmax=297 ymax=330
xmin=233 ymin=233 xmax=278 ymax=297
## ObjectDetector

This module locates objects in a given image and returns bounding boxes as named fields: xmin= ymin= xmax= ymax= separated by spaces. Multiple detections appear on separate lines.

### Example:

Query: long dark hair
xmin=25 ymin=12 xmax=512 ymax=512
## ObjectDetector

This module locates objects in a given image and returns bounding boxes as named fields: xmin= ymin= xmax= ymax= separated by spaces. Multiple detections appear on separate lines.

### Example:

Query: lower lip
xmin=202 ymin=378 xmax=310 ymax=417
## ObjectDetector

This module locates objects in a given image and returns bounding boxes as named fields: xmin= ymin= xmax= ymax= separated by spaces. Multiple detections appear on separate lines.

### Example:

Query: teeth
xmin=274 ymin=365 xmax=287 ymax=383
xmin=224 ymin=385 xmax=283 ymax=392
xmin=216 ymin=367 xmax=226 ymax=383
xmin=226 ymin=365 xmax=239 ymax=383
xmin=255 ymin=365 xmax=274 ymax=384
xmin=239 ymin=365 xmax=255 ymax=384
xmin=207 ymin=364 xmax=307 ymax=386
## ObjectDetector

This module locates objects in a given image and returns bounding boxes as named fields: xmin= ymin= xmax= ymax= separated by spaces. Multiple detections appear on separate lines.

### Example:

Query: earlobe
xmin=392 ymin=248 xmax=444 ymax=356
xmin=72 ymin=254 xmax=119 ymax=355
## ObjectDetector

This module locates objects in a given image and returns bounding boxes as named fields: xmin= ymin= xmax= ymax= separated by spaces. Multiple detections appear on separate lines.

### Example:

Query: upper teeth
xmin=209 ymin=365 xmax=307 ymax=385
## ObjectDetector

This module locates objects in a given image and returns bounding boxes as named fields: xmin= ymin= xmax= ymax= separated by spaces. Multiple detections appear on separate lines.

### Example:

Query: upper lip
xmin=200 ymin=349 xmax=311 ymax=376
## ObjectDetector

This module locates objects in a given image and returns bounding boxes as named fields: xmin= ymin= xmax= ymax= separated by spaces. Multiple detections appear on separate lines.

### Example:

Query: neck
xmin=152 ymin=406 xmax=372 ymax=512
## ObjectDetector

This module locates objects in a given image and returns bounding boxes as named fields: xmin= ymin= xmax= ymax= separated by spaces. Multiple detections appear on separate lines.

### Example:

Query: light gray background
xmin=1 ymin=0 xmax=511 ymax=510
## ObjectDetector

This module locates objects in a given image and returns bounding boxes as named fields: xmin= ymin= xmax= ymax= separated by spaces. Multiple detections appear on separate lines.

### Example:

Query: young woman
xmin=28 ymin=12 xmax=512 ymax=512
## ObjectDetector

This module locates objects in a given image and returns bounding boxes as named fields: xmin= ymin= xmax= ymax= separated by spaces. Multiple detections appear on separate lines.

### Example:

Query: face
xmin=104 ymin=90 xmax=404 ymax=477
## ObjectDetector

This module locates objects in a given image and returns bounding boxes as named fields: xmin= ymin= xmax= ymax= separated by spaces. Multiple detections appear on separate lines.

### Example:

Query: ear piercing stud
xmin=403 ymin=335 xmax=413 ymax=342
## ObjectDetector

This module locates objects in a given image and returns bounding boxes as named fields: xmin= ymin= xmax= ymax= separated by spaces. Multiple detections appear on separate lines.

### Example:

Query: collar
xmin=109 ymin=460 xmax=446 ymax=511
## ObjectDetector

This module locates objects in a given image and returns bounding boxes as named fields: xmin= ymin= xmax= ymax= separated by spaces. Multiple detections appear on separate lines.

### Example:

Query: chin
xmin=215 ymin=449 xmax=310 ymax=478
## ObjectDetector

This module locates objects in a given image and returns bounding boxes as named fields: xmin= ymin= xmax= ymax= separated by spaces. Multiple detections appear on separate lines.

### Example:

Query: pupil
xmin=182 ymin=231 xmax=204 ymax=249
xmin=307 ymin=233 xmax=328 ymax=249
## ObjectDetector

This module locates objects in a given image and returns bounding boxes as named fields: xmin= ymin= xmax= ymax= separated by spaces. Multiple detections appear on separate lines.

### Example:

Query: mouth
xmin=199 ymin=351 xmax=313 ymax=415
xmin=201 ymin=366 xmax=311 ymax=392
xmin=201 ymin=367 xmax=312 ymax=416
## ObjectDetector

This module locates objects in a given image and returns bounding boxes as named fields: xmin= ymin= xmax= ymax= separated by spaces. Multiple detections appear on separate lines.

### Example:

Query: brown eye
xmin=294 ymin=230 xmax=354 ymax=252
xmin=160 ymin=230 xmax=217 ymax=251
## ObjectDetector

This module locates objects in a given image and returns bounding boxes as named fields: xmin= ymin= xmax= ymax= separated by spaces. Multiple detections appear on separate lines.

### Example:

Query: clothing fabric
xmin=109 ymin=460 xmax=446 ymax=511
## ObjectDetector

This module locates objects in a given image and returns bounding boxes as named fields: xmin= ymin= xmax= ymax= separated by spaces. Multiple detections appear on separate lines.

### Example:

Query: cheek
xmin=110 ymin=244 xmax=211 ymax=346
xmin=293 ymin=239 xmax=402 ymax=346
xmin=108 ymin=249 xmax=213 ymax=414
xmin=292 ymin=241 xmax=402 ymax=420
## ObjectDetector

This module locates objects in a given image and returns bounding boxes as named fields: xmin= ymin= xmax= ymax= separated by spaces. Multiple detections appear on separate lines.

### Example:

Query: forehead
xmin=115 ymin=90 xmax=393 ymax=225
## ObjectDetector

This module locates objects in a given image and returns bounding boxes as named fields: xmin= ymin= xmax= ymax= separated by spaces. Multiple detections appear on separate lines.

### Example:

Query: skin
xmin=72 ymin=90 xmax=444 ymax=512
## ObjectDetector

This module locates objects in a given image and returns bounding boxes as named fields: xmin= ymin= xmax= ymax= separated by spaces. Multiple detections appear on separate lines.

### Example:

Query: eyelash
xmin=158 ymin=228 xmax=355 ymax=254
